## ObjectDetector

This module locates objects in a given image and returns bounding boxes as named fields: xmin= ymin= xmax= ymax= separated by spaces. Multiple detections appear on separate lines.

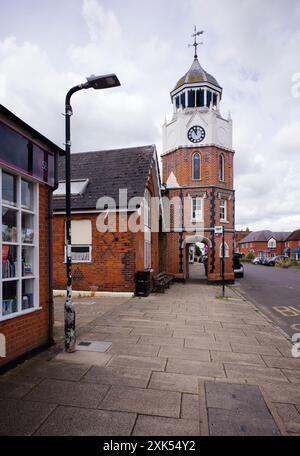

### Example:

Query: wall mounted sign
xmin=0 ymin=120 xmax=55 ymax=186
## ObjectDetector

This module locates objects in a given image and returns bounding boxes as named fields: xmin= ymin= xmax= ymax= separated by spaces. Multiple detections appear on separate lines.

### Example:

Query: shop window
xmin=1 ymin=169 xmax=38 ymax=320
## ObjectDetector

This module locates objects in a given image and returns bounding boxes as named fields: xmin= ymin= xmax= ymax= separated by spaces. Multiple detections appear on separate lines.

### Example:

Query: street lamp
xmin=64 ymin=73 xmax=121 ymax=353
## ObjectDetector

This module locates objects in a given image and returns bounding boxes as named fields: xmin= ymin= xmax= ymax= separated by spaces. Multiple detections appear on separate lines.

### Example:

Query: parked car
xmin=233 ymin=253 xmax=244 ymax=278
xmin=265 ymin=255 xmax=285 ymax=266
xmin=252 ymin=257 xmax=263 ymax=265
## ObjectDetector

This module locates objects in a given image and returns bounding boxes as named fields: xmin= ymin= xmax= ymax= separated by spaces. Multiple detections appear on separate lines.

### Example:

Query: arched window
xmin=219 ymin=242 xmax=229 ymax=258
xmin=219 ymin=154 xmax=225 ymax=181
xmin=192 ymin=153 xmax=201 ymax=180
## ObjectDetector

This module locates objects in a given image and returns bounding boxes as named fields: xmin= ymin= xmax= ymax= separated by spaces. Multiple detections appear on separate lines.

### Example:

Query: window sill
xmin=220 ymin=220 xmax=229 ymax=224
xmin=0 ymin=306 xmax=42 ymax=323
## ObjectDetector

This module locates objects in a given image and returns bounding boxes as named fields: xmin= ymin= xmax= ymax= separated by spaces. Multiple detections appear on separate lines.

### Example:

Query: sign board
xmin=214 ymin=226 xmax=223 ymax=235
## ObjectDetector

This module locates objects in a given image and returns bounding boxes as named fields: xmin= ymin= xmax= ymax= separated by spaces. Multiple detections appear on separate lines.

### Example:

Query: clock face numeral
xmin=187 ymin=125 xmax=205 ymax=143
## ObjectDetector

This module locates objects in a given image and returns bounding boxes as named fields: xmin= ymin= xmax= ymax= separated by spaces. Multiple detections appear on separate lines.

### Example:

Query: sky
xmin=1 ymin=0 xmax=300 ymax=231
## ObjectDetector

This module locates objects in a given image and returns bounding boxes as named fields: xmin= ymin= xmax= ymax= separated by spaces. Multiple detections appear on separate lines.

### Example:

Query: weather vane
xmin=188 ymin=25 xmax=204 ymax=59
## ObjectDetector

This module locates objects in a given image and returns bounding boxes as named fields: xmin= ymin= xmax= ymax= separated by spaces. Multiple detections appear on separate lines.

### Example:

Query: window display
xmin=0 ymin=169 xmax=37 ymax=319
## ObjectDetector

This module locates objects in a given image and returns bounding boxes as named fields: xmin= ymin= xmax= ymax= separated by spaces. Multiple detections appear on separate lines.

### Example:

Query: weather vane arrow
xmin=188 ymin=25 xmax=204 ymax=59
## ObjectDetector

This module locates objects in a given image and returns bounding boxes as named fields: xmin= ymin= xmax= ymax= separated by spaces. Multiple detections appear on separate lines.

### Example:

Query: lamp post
xmin=64 ymin=73 xmax=121 ymax=353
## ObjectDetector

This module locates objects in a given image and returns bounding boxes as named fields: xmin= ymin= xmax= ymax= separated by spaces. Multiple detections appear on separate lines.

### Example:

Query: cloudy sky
xmin=1 ymin=0 xmax=300 ymax=231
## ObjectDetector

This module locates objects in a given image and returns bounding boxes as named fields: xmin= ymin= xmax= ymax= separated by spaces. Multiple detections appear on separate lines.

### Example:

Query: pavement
xmin=236 ymin=263 xmax=300 ymax=337
xmin=0 ymin=263 xmax=300 ymax=436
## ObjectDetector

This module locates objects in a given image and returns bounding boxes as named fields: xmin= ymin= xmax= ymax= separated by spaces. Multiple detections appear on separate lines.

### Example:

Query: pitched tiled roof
xmin=239 ymin=230 xmax=290 ymax=244
xmin=287 ymin=229 xmax=300 ymax=241
xmin=53 ymin=145 xmax=156 ymax=211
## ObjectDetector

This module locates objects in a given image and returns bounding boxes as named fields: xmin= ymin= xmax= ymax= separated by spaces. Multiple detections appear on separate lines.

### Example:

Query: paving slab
xmin=25 ymin=378 xmax=109 ymax=408
xmin=108 ymin=342 xmax=159 ymax=357
xmin=166 ymin=358 xmax=226 ymax=378
xmin=230 ymin=342 xmax=283 ymax=356
xmin=281 ymin=369 xmax=300 ymax=383
xmin=181 ymin=394 xmax=200 ymax=420
xmin=205 ymin=382 xmax=272 ymax=418
xmin=131 ymin=327 xmax=174 ymax=336
xmin=0 ymin=377 xmax=41 ymax=399
xmin=108 ymin=355 xmax=166 ymax=371
xmin=208 ymin=408 xmax=279 ymax=436
xmin=210 ymin=351 xmax=265 ymax=366
xmin=55 ymin=350 xmax=112 ymax=367
xmin=149 ymin=371 xmax=199 ymax=393
xmin=20 ymin=360 xmax=90 ymax=381
xmin=262 ymin=382 xmax=300 ymax=405
xmin=224 ymin=363 xmax=288 ymax=383
xmin=100 ymin=386 xmax=181 ymax=417
xmin=137 ymin=336 xmax=184 ymax=347
xmin=262 ymin=356 xmax=300 ymax=370
xmin=0 ymin=398 xmax=56 ymax=435
xmin=185 ymin=338 xmax=232 ymax=352
xmin=35 ymin=406 xmax=136 ymax=436
xmin=158 ymin=345 xmax=210 ymax=362
xmin=82 ymin=365 xmax=151 ymax=388
xmin=273 ymin=404 xmax=300 ymax=433
xmin=92 ymin=325 xmax=133 ymax=334
xmin=132 ymin=415 xmax=200 ymax=436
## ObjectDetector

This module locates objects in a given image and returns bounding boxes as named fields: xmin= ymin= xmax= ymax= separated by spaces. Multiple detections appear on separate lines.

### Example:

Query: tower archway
xmin=182 ymin=235 xmax=212 ymax=283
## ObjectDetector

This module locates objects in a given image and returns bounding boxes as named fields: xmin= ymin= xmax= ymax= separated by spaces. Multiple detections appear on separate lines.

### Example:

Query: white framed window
xmin=219 ymin=199 xmax=227 ymax=222
xmin=0 ymin=168 xmax=39 ymax=321
xmin=219 ymin=154 xmax=225 ymax=181
xmin=191 ymin=198 xmax=203 ymax=222
xmin=219 ymin=242 xmax=229 ymax=258
xmin=65 ymin=219 xmax=92 ymax=263
xmin=144 ymin=189 xmax=151 ymax=270
xmin=267 ymin=238 xmax=276 ymax=249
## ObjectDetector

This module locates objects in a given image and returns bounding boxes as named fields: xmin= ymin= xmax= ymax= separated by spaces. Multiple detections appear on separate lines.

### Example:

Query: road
xmin=235 ymin=263 xmax=300 ymax=339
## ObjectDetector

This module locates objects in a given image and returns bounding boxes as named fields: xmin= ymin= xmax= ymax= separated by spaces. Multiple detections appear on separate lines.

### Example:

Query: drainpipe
xmin=48 ymin=149 xmax=59 ymax=345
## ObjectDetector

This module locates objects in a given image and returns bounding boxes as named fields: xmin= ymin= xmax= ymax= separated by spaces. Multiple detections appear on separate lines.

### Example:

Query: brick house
xmin=0 ymin=104 xmax=63 ymax=370
xmin=162 ymin=50 xmax=235 ymax=283
xmin=238 ymin=230 xmax=290 ymax=258
xmin=235 ymin=228 xmax=251 ymax=252
xmin=284 ymin=229 xmax=300 ymax=259
xmin=52 ymin=145 xmax=161 ymax=294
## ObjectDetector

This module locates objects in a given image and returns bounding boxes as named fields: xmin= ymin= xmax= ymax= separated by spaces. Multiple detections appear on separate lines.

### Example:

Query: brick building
xmin=238 ymin=230 xmax=290 ymax=258
xmin=162 ymin=45 xmax=235 ymax=282
xmin=52 ymin=145 xmax=161 ymax=294
xmin=0 ymin=105 xmax=63 ymax=369
xmin=284 ymin=229 xmax=300 ymax=259
xmin=235 ymin=228 xmax=251 ymax=252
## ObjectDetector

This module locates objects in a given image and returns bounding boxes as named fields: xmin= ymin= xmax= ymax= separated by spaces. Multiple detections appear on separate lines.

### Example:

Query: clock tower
xmin=162 ymin=28 xmax=235 ymax=283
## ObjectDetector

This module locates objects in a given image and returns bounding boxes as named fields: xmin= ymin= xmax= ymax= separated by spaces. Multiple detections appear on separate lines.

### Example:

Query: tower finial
xmin=188 ymin=25 xmax=204 ymax=59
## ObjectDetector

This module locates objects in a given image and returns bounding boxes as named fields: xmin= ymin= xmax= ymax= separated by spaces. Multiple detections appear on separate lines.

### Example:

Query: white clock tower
xmin=162 ymin=28 xmax=235 ymax=284
xmin=162 ymin=38 xmax=232 ymax=155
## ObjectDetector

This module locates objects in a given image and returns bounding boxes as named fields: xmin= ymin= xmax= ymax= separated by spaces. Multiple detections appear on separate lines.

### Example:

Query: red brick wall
xmin=0 ymin=185 xmax=51 ymax=368
xmin=162 ymin=146 xmax=234 ymax=189
xmin=239 ymin=241 xmax=285 ymax=257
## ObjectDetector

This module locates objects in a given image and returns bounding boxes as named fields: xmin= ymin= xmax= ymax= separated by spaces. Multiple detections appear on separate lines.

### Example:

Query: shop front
xmin=0 ymin=104 xmax=63 ymax=370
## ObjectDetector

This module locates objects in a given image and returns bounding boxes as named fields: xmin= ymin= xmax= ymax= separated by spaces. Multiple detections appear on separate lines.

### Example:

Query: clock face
xmin=187 ymin=125 xmax=205 ymax=143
